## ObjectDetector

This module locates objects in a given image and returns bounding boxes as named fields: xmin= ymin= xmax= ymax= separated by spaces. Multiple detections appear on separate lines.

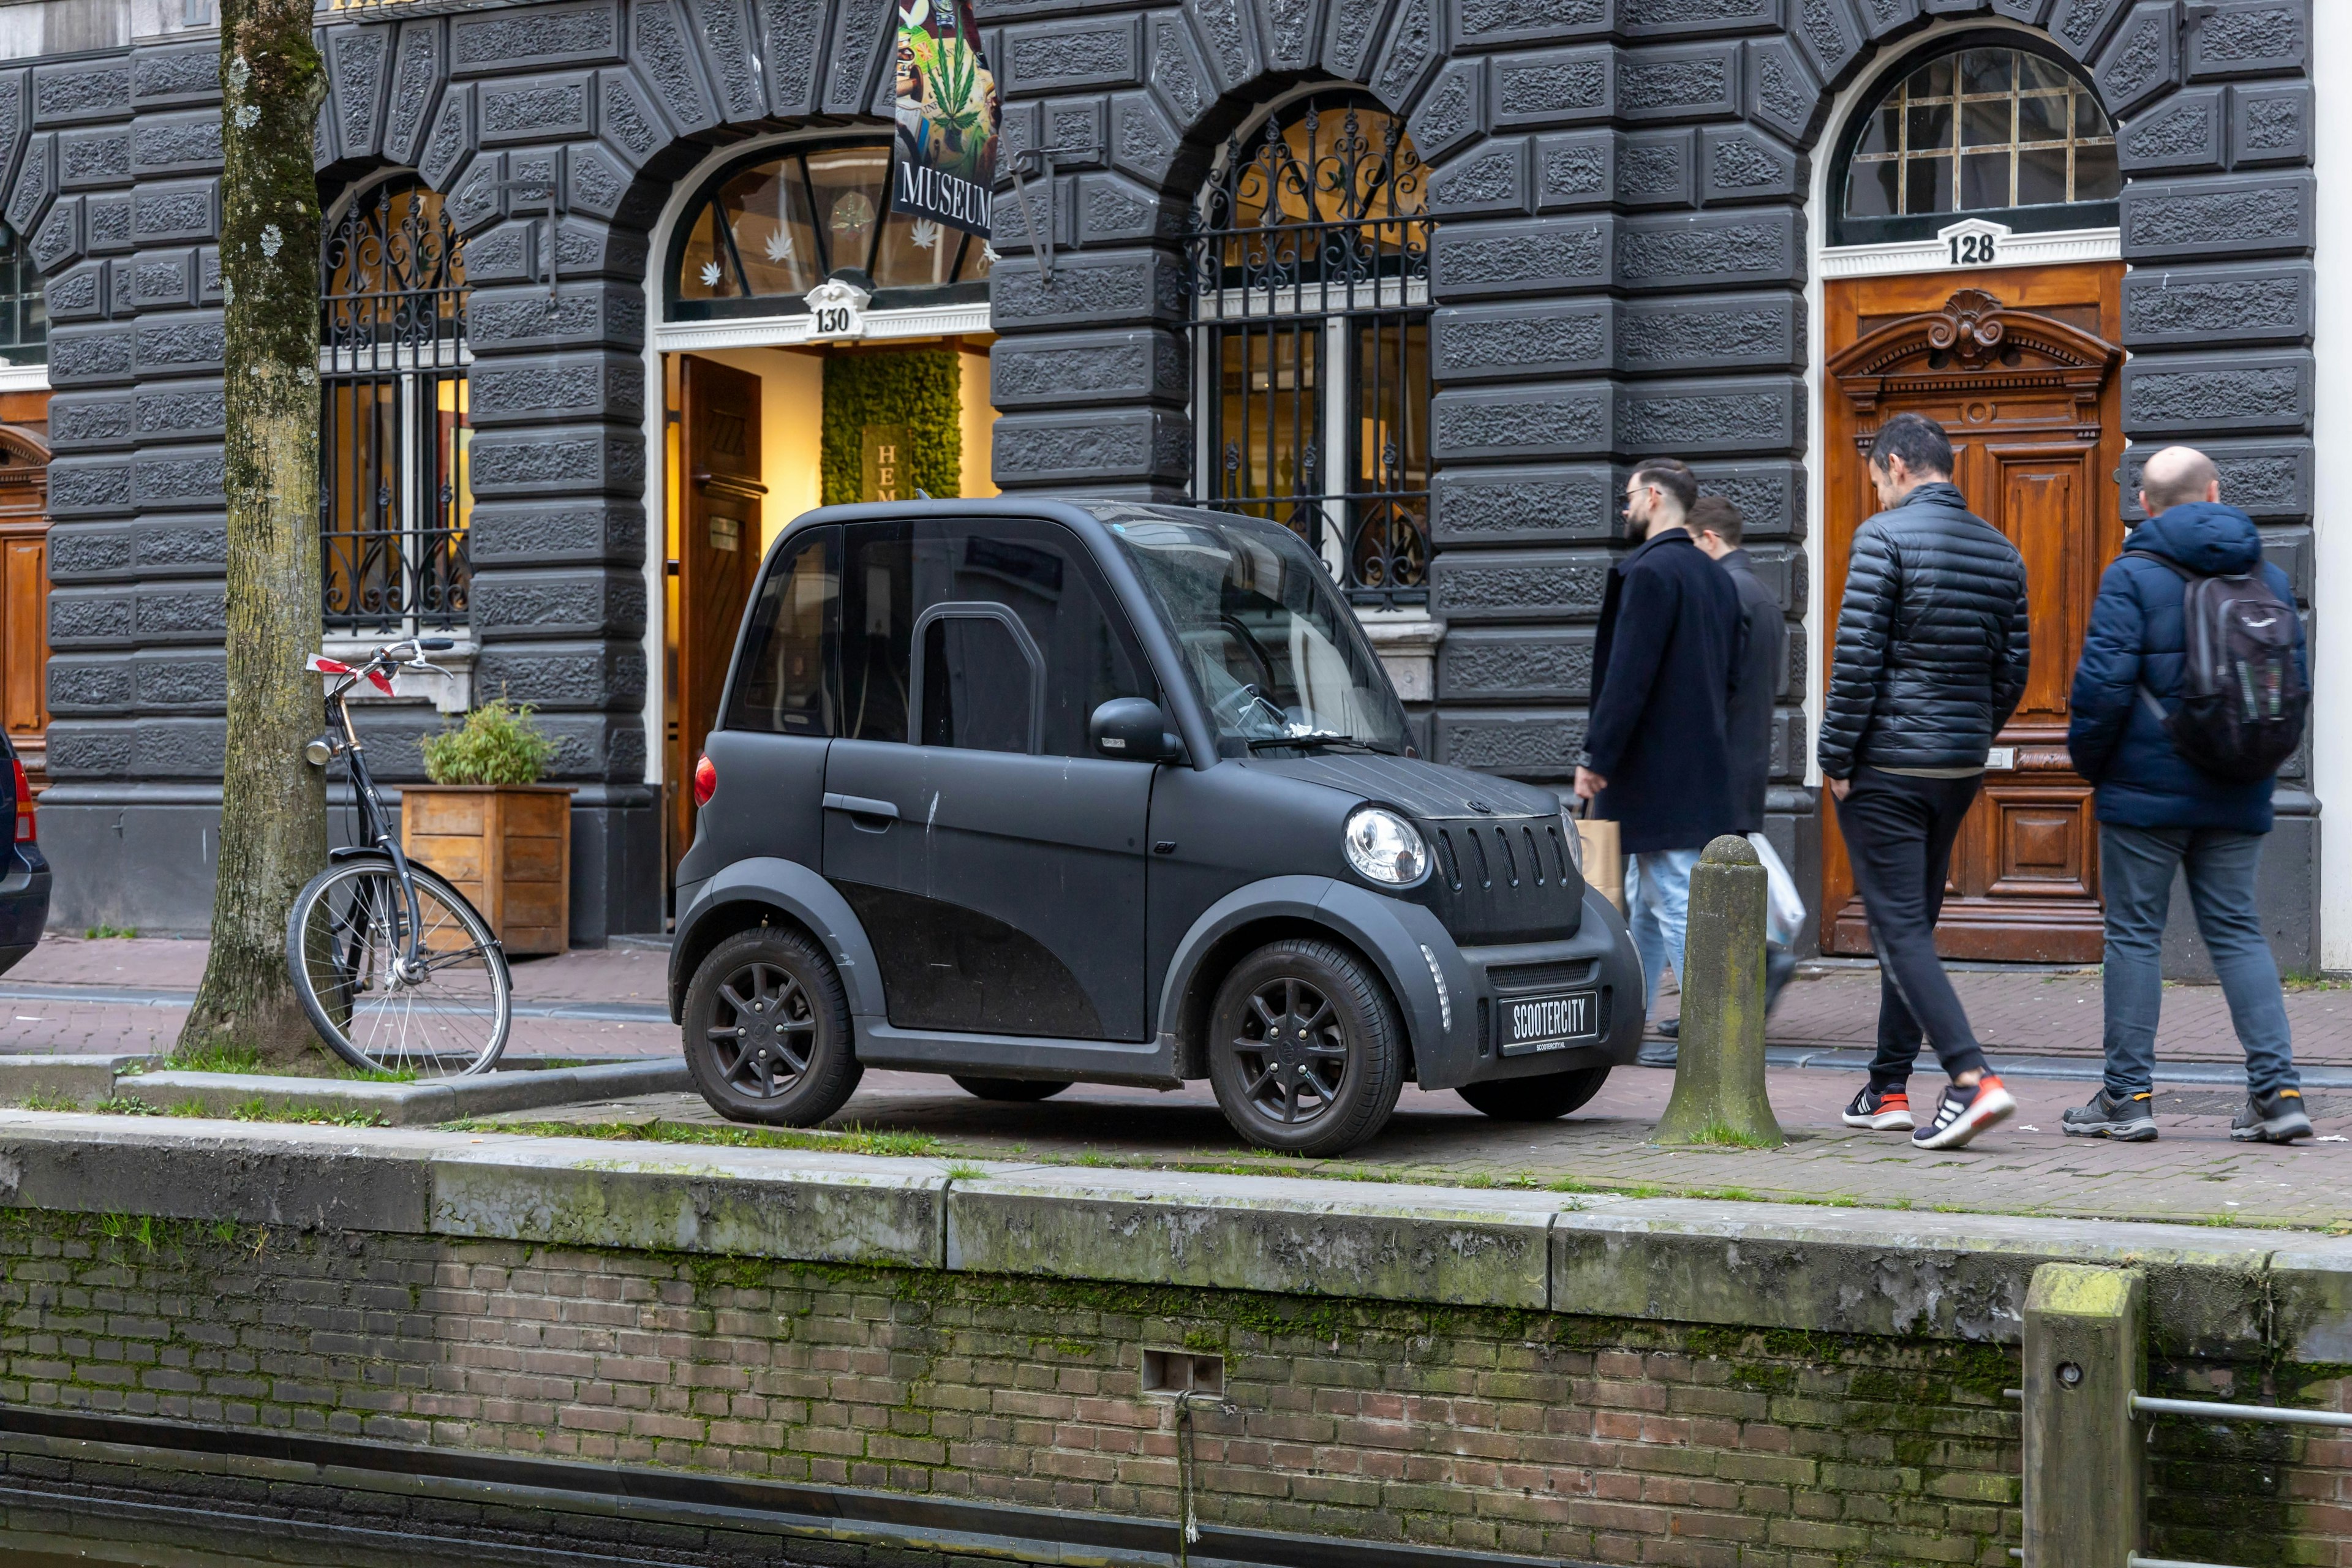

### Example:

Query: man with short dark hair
xmin=1576 ymin=458 xmax=1742 ymax=1063
xmin=1692 ymin=494 xmax=1796 ymax=1012
xmin=1820 ymin=411 xmax=2030 ymax=1150
xmin=2062 ymin=444 xmax=2313 ymax=1145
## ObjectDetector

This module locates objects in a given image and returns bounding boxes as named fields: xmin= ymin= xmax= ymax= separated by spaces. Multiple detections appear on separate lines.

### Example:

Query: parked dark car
xmin=669 ymin=500 xmax=1643 ymax=1155
xmin=0 ymin=731 xmax=47 ymax=975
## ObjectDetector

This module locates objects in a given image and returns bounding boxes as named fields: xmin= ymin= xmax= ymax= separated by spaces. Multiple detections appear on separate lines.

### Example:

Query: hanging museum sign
xmin=891 ymin=0 xmax=996 ymax=238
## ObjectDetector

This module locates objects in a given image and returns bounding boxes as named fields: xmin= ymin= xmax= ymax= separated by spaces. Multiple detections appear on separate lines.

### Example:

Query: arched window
xmin=320 ymin=175 xmax=469 ymax=635
xmin=1833 ymin=36 xmax=2118 ymax=246
xmin=0 ymin=224 xmax=43 ymax=366
xmin=1187 ymin=92 xmax=1431 ymax=606
xmin=666 ymin=139 xmax=992 ymax=320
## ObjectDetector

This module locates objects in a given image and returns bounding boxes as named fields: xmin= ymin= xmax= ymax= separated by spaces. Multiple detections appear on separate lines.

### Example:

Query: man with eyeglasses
xmin=1575 ymin=457 xmax=1742 ymax=1066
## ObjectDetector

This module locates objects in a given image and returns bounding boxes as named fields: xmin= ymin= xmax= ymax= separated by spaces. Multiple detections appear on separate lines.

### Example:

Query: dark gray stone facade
xmin=14 ymin=0 xmax=2316 ymax=963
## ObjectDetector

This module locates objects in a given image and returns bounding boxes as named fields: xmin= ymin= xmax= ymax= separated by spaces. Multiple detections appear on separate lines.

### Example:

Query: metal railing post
xmin=2023 ymin=1262 xmax=2145 ymax=1568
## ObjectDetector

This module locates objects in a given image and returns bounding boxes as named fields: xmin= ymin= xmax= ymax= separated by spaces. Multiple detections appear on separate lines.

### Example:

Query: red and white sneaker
xmin=1842 ymin=1085 xmax=1913 ymax=1131
xmin=1912 ymin=1075 xmax=2017 ymax=1150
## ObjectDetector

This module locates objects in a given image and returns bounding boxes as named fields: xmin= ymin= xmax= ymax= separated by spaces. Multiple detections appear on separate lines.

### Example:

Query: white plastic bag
xmin=1747 ymin=832 xmax=1806 ymax=947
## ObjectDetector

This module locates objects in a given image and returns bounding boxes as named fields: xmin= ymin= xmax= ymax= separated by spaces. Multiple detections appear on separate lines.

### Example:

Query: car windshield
xmin=1104 ymin=513 xmax=1412 ymax=757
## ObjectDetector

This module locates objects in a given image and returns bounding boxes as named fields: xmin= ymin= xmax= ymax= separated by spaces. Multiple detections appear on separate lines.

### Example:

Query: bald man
xmin=2064 ymin=444 xmax=2313 ymax=1145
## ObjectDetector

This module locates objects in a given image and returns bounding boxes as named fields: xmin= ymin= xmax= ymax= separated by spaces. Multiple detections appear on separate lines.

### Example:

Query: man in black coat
xmin=1819 ymin=412 xmax=2030 ymax=1152
xmin=1692 ymin=495 xmax=1797 ymax=1013
xmin=1574 ymin=458 xmax=1741 ymax=1063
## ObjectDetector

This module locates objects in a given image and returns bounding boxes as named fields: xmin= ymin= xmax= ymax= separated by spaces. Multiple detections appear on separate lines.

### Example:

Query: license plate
xmin=1502 ymin=990 xmax=1596 ymax=1055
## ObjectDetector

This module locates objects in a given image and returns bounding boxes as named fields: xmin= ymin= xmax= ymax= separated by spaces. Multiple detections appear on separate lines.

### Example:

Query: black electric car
xmin=669 ymin=499 xmax=1643 ymax=1155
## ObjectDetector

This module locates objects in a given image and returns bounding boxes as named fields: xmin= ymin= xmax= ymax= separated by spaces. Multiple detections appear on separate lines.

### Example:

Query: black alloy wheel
xmin=1457 ymin=1066 xmax=1611 ymax=1121
xmin=682 ymin=926 xmax=861 ymax=1126
xmin=1207 ymin=938 xmax=1403 ymax=1156
xmin=951 ymin=1076 xmax=1072 ymax=1102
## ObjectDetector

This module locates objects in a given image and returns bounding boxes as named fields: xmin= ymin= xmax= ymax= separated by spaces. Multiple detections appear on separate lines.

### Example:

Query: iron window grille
xmin=1185 ymin=94 xmax=1433 ymax=608
xmin=320 ymin=176 xmax=471 ymax=636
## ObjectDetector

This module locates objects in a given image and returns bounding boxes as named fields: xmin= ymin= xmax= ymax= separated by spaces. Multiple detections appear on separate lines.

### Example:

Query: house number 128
xmin=1948 ymin=232 xmax=1997 ymax=266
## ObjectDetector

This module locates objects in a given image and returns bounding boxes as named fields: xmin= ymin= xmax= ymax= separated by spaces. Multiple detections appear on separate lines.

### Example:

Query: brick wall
xmin=0 ymin=1212 xmax=2333 ymax=1564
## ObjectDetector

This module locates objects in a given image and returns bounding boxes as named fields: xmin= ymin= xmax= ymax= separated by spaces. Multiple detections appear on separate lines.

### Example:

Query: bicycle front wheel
xmin=285 ymin=856 xmax=513 ymax=1077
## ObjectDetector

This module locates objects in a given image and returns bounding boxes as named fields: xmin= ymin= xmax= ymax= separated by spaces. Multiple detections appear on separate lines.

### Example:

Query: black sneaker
xmin=1842 ymin=1084 xmax=1913 ymax=1131
xmin=2231 ymin=1087 xmax=2313 ymax=1144
xmin=1635 ymin=1040 xmax=1679 ymax=1069
xmin=2061 ymin=1088 xmax=2158 ymax=1143
xmin=1912 ymin=1075 xmax=2016 ymax=1150
xmin=1657 ymin=1018 xmax=1679 ymax=1039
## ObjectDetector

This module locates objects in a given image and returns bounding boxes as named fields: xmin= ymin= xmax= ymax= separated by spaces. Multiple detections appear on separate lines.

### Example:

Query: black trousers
xmin=1832 ymin=767 xmax=1991 ymax=1086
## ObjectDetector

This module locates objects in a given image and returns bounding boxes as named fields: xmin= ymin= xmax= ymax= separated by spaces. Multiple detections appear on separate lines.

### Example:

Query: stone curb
xmin=107 ymin=1058 xmax=689 ymax=1124
xmin=0 ymin=1114 xmax=2340 ymax=1356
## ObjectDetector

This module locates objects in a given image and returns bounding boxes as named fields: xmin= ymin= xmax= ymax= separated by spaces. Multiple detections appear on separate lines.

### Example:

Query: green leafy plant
xmin=821 ymin=350 xmax=961 ymax=506
xmin=84 ymin=924 xmax=138 ymax=939
xmin=420 ymin=698 xmax=557 ymax=786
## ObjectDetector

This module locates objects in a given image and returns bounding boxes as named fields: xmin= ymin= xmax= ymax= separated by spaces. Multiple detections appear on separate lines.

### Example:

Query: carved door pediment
xmin=1828 ymin=287 xmax=2122 ymax=441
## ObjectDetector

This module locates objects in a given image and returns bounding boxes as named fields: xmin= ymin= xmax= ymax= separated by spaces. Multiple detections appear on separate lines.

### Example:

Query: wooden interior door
xmin=1820 ymin=265 xmax=2124 ymax=962
xmin=671 ymin=356 xmax=764 ymax=874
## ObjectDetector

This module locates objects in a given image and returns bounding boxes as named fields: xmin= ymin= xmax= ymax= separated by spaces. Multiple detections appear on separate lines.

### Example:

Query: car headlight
xmin=1344 ymin=807 xmax=1428 ymax=886
xmin=1559 ymin=809 xmax=1586 ymax=874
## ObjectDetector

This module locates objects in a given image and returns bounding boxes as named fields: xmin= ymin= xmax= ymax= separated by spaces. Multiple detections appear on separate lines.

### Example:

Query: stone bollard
xmin=1654 ymin=834 xmax=1783 ymax=1148
xmin=2023 ymin=1263 xmax=2144 ymax=1568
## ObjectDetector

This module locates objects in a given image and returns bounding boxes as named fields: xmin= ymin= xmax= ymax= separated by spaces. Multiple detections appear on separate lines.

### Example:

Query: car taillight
xmin=13 ymin=758 xmax=32 ymax=844
xmin=692 ymin=753 xmax=717 ymax=808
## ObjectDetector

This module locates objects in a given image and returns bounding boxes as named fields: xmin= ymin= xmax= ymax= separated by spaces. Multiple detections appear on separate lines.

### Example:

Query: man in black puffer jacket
xmin=1820 ymin=412 xmax=2030 ymax=1152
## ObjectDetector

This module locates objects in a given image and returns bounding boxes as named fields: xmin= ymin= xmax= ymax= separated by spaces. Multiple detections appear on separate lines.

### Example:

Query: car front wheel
xmin=683 ymin=925 xmax=861 ymax=1126
xmin=1456 ymin=1066 xmax=1610 ymax=1121
xmin=1207 ymin=938 xmax=1404 ymax=1156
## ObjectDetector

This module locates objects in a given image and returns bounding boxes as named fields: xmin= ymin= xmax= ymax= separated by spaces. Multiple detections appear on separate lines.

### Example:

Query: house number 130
xmin=813 ymin=306 xmax=857 ymax=335
xmin=1948 ymin=232 xmax=1997 ymax=266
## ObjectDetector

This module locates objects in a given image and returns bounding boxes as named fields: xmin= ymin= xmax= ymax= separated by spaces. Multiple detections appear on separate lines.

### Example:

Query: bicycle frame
xmin=307 ymin=640 xmax=454 ymax=974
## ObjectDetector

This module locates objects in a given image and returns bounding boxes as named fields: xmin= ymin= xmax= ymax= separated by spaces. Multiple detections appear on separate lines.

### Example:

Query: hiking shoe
xmin=1912 ymin=1075 xmax=2016 ymax=1150
xmin=2231 ymin=1087 xmax=2313 ymax=1144
xmin=1842 ymin=1085 xmax=1913 ymax=1131
xmin=2061 ymin=1088 xmax=2158 ymax=1143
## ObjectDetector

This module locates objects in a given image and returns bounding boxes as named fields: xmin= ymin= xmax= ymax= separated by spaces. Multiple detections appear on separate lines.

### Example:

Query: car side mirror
xmin=1090 ymin=698 xmax=1180 ymax=763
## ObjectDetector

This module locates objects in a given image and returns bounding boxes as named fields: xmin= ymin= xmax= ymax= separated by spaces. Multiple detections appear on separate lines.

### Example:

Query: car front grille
xmin=1412 ymin=816 xmax=1586 ymax=945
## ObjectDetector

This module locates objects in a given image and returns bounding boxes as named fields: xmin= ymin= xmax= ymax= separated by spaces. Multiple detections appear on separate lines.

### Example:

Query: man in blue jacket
xmin=2062 ymin=445 xmax=2313 ymax=1145
xmin=1575 ymin=458 xmax=1741 ymax=1065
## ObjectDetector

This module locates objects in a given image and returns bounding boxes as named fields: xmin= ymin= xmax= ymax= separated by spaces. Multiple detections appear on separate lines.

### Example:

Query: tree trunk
xmin=176 ymin=0 xmax=328 ymax=1069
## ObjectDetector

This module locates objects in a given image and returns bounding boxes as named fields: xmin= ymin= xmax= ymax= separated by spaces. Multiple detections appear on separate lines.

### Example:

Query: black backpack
xmin=2128 ymin=549 xmax=2309 ymax=785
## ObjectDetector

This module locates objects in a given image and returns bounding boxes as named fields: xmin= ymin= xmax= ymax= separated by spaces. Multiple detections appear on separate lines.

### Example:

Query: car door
xmin=821 ymin=516 xmax=1160 ymax=1041
xmin=679 ymin=524 xmax=837 ymax=893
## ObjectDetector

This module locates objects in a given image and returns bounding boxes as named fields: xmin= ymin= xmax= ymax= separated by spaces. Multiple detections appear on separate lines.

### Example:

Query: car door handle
xmin=823 ymin=792 xmax=900 ymax=822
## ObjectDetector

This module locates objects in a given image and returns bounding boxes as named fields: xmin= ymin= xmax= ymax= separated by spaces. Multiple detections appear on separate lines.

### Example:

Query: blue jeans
xmin=1627 ymin=848 xmax=1701 ymax=1018
xmin=2100 ymin=823 xmax=2299 ymax=1099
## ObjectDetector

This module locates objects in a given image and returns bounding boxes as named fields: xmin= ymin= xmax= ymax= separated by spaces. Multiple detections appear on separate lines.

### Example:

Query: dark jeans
xmin=2100 ymin=823 xmax=2299 ymax=1099
xmin=1833 ymin=767 xmax=1991 ymax=1087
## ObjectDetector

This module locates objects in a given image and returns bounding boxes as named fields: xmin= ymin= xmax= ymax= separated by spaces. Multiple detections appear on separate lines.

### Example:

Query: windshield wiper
xmin=1246 ymin=733 xmax=1395 ymax=755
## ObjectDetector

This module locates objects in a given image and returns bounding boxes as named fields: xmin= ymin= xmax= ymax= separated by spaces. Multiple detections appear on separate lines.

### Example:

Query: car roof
xmin=766 ymin=496 xmax=1270 ymax=545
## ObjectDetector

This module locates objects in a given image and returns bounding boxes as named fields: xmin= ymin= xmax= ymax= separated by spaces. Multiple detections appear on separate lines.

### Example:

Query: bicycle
xmin=283 ymin=638 xmax=514 ymax=1077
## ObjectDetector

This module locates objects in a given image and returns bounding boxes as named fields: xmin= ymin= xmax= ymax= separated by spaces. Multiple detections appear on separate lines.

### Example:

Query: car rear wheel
xmin=683 ymin=926 xmax=861 ymax=1126
xmin=1207 ymin=938 xmax=1404 ymax=1156
xmin=1457 ymin=1066 xmax=1611 ymax=1121
xmin=951 ymin=1076 xmax=1071 ymax=1102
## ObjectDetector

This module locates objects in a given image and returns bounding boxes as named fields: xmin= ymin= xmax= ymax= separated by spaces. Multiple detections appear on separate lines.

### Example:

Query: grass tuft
xmin=167 ymin=1041 xmax=263 ymax=1076
xmin=444 ymin=1118 xmax=943 ymax=1159
xmin=93 ymin=1096 xmax=161 ymax=1116
xmin=82 ymin=925 xmax=138 ymax=940
xmin=13 ymin=1091 xmax=82 ymax=1113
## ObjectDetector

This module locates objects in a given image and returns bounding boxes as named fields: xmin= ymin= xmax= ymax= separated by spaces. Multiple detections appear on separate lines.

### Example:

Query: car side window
xmin=723 ymin=525 xmax=838 ymax=736
xmin=916 ymin=609 xmax=1041 ymax=753
xmin=842 ymin=518 xmax=1155 ymax=756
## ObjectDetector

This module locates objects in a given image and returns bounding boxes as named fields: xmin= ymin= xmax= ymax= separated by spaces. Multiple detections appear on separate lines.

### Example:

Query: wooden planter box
xmin=399 ymin=784 xmax=576 ymax=956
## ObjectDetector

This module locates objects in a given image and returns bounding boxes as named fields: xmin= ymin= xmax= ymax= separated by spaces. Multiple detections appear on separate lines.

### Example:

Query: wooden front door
xmin=671 ymin=356 xmax=765 ymax=873
xmin=0 ymin=425 xmax=50 ymax=785
xmin=1820 ymin=265 xmax=2124 ymax=963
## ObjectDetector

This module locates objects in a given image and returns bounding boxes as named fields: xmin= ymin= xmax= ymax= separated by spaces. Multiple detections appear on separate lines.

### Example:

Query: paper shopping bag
xmin=1576 ymin=813 xmax=1623 ymax=914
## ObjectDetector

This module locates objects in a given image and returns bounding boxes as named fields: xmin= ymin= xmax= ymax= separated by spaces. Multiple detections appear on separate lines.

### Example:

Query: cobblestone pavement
xmin=483 ymin=1063 xmax=2351 ymax=1231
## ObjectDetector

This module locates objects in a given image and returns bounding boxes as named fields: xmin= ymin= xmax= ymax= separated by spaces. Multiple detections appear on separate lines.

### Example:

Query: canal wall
xmin=0 ymin=1114 xmax=2339 ymax=1565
